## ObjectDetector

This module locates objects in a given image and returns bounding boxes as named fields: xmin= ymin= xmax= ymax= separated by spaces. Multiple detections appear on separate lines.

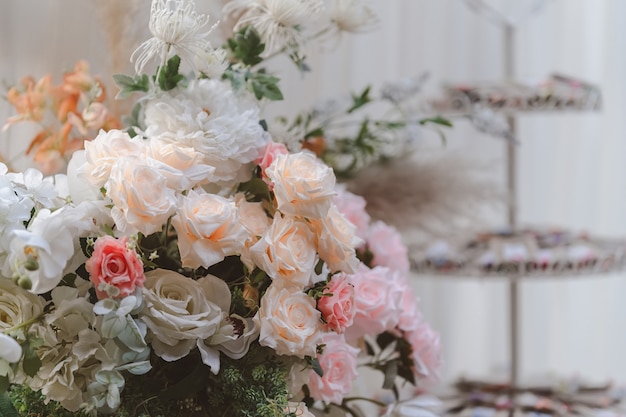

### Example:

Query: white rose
xmin=249 ymin=214 xmax=317 ymax=289
xmin=266 ymin=151 xmax=336 ymax=219
xmin=171 ymin=190 xmax=247 ymax=269
xmin=107 ymin=156 xmax=177 ymax=236
xmin=258 ymin=283 xmax=322 ymax=358
xmin=311 ymin=204 xmax=362 ymax=273
xmin=79 ymin=129 xmax=145 ymax=188
xmin=140 ymin=269 xmax=223 ymax=362
xmin=0 ymin=274 xmax=46 ymax=333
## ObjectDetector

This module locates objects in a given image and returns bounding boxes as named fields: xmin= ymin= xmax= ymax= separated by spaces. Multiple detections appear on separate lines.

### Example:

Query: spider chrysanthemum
xmin=131 ymin=0 xmax=217 ymax=75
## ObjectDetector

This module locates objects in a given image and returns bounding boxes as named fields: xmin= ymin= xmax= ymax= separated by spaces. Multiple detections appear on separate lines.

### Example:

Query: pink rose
xmin=366 ymin=221 xmax=410 ymax=274
xmin=85 ymin=236 xmax=145 ymax=299
xmin=345 ymin=264 xmax=404 ymax=340
xmin=333 ymin=186 xmax=371 ymax=240
xmin=317 ymin=273 xmax=355 ymax=333
xmin=405 ymin=322 xmax=443 ymax=386
xmin=256 ymin=141 xmax=288 ymax=180
xmin=307 ymin=332 xmax=359 ymax=404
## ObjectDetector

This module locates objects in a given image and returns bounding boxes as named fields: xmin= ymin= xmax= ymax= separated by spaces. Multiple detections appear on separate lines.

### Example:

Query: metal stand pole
xmin=504 ymin=23 xmax=520 ymax=392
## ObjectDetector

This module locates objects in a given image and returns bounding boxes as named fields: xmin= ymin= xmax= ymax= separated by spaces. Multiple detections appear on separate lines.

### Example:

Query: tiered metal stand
xmin=412 ymin=2 xmax=626 ymax=416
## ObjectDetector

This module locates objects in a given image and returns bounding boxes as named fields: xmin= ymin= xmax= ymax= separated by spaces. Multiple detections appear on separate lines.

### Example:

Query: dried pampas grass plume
xmin=345 ymin=151 xmax=505 ymax=247
xmin=92 ymin=0 xmax=150 ymax=77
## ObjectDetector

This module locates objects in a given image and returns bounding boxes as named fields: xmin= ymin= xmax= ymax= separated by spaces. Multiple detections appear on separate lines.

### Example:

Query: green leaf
xmin=376 ymin=331 xmax=397 ymax=351
xmin=21 ymin=338 xmax=43 ymax=377
xmin=228 ymin=26 xmax=265 ymax=66
xmin=347 ymin=86 xmax=372 ymax=113
xmin=250 ymin=72 xmax=284 ymax=101
xmin=304 ymin=127 xmax=324 ymax=139
xmin=161 ymin=365 xmax=208 ymax=401
xmin=419 ymin=115 xmax=453 ymax=128
xmin=112 ymin=73 xmax=150 ymax=99
xmin=238 ymin=177 xmax=271 ymax=202
xmin=382 ymin=360 xmax=398 ymax=390
xmin=157 ymin=55 xmax=184 ymax=91
xmin=306 ymin=356 xmax=324 ymax=377
xmin=0 ymin=390 xmax=18 ymax=417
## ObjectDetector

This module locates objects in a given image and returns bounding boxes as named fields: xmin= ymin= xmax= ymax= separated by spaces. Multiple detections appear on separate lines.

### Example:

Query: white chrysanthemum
xmin=329 ymin=0 xmax=377 ymax=33
xmin=143 ymin=79 xmax=268 ymax=187
xmin=224 ymin=0 xmax=325 ymax=55
xmin=131 ymin=0 xmax=220 ymax=75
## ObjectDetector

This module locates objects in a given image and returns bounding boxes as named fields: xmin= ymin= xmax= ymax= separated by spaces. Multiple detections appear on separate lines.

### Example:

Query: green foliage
xmin=113 ymin=73 xmax=150 ymax=99
xmin=0 ymin=391 xmax=17 ymax=417
xmin=157 ymin=55 xmax=184 ymax=91
xmin=224 ymin=68 xmax=284 ymax=101
xmin=206 ymin=343 xmax=293 ymax=417
xmin=347 ymin=86 xmax=372 ymax=114
xmin=227 ymin=26 xmax=265 ymax=67
xmin=20 ymin=337 xmax=43 ymax=377
xmin=250 ymin=71 xmax=283 ymax=101
xmin=9 ymin=385 xmax=89 ymax=417
xmin=238 ymin=177 xmax=272 ymax=203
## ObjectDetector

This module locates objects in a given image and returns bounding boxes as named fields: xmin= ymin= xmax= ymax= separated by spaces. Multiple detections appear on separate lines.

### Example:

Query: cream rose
xmin=311 ymin=205 xmax=362 ymax=274
xmin=266 ymin=151 xmax=336 ymax=219
xmin=79 ymin=129 xmax=145 ymax=188
xmin=0 ymin=279 xmax=46 ymax=335
xmin=235 ymin=193 xmax=271 ymax=270
xmin=107 ymin=156 xmax=177 ymax=236
xmin=171 ymin=190 xmax=247 ymax=269
xmin=249 ymin=214 xmax=317 ymax=289
xmin=140 ymin=269 xmax=223 ymax=362
xmin=146 ymin=139 xmax=216 ymax=190
xmin=258 ymin=283 xmax=322 ymax=358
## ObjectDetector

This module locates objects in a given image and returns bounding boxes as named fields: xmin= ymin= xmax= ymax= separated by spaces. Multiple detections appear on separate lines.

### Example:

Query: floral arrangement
xmin=0 ymin=1 xmax=442 ymax=416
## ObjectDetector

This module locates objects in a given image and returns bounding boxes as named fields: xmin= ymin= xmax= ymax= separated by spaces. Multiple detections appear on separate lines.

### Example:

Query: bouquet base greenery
xmin=6 ymin=344 xmax=299 ymax=417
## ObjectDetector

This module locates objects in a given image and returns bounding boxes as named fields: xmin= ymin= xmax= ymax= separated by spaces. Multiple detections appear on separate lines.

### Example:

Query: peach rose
xmin=79 ymin=129 xmax=144 ymax=188
xmin=311 ymin=205 xmax=362 ymax=274
xmin=85 ymin=235 xmax=145 ymax=299
xmin=249 ymin=214 xmax=317 ymax=289
xmin=258 ymin=283 xmax=322 ymax=358
xmin=307 ymin=332 xmax=359 ymax=404
xmin=171 ymin=190 xmax=247 ymax=269
xmin=317 ymin=273 xmax=355 ymax=333
xmin=107 ymin=156 xmax=177 ymax=235
xmin=266 ymin=151 xmax=336 ymax=219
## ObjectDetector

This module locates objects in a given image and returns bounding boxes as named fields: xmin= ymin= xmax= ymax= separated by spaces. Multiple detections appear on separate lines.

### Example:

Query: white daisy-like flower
xmin=329 ymin=0 xmax=378 ymax=33
xmin=224 ymin=0 xmax=325 ymax=55
xmin=131 ymin=0 xmax=219 ymax=75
